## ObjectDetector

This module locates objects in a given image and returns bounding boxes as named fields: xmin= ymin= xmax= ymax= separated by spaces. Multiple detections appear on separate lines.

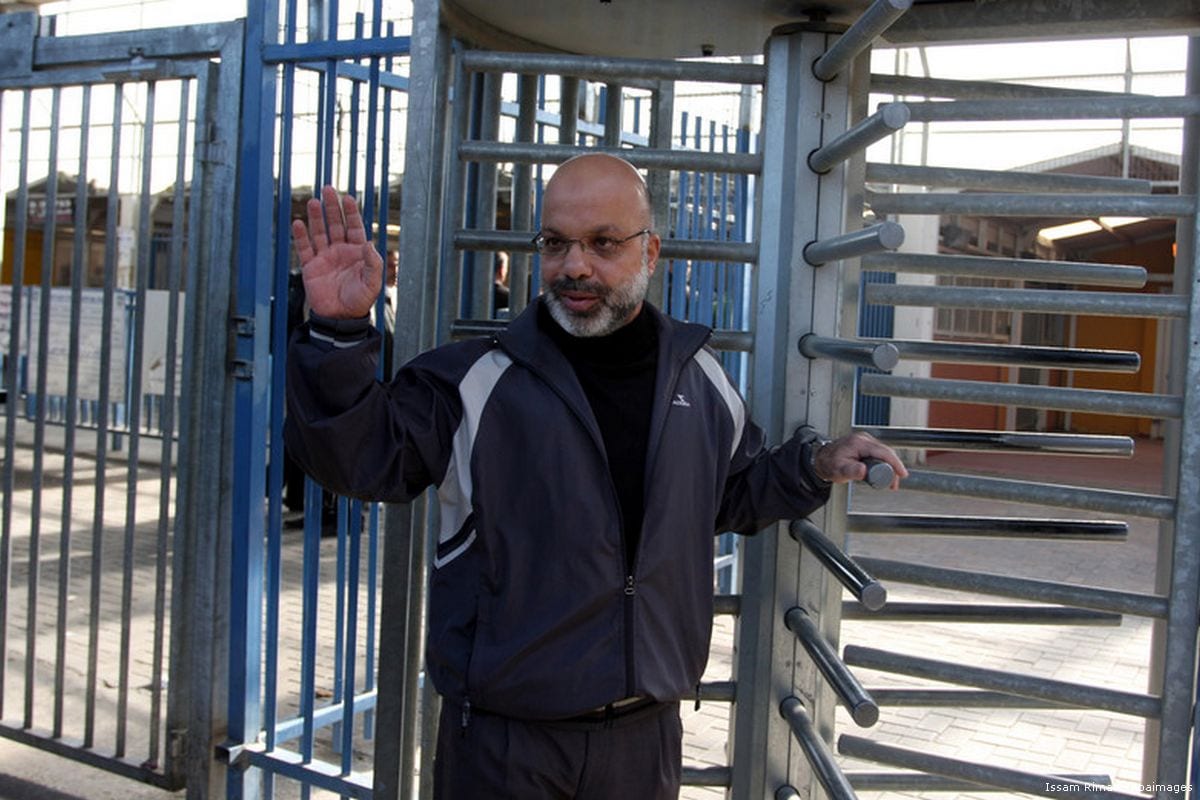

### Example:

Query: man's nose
xmin=560 ymin=240 xmax=592 ymax=278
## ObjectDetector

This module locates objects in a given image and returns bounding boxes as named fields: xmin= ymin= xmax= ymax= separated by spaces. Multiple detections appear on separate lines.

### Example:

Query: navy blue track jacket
xmin=285 ymin=298 xmax=832 ymax=720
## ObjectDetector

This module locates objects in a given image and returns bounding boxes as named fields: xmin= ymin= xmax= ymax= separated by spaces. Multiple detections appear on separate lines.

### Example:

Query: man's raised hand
xmin=292 ymin=186 xmax=384 ymax=319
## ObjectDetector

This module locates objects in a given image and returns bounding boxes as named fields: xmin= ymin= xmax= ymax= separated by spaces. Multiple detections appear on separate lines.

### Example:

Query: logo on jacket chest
xmin=672 ymin=393 xmax=691 ymax=408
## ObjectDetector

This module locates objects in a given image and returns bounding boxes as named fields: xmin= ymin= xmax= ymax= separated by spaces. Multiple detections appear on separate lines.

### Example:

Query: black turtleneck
xmin=540 ymin=302 xmax=659 ymax=572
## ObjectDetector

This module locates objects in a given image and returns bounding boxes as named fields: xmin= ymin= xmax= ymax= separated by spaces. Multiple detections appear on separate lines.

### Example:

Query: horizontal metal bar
xmin=848 ymin=772 xmax=1114 ymax=792
xmin=884 ymin=339 xmax=1141 ymax=372
xmin=0 ymin=722 xmax=178 ymax=790
xmin=812 ymin=0 xmax=913 ymax=81
xmin=33 ymin=21 xmax=241 ymax=65
xmin=799 ymin=334 xmax=899 ymax=371
xmin=243 ymin=746 xmax=372 ymax=799
xmin=776 ymin=787 xmax=802 ymax=800
xmin=804 ymin=221 xmax=904 ymax=266
xmin=714 ymin=594 xmax=740 ymax=615
xmin=839 ymin=735 xmax=1141 ymax=800
xmin=457 ymin=140 xmax=763 ymax=174
xmin=459 ymin=49 xmax=766 ymax=85
xmin=860 ymin=373 xmax=1183 ymax=419
xmin=271 ymin=691 xmax=377 ymax=745
xmin=855 ymin=427 xmax=1135 ymax=456
xmin=262 ymin=36 xmax=411 ymax=63
xmin=847 ymin=512 xmax=1127 ymax=540
xmin=898 ymin=468 xmax=1176 ymax=519
xmin=903 ymin=93 xmax=1200 ymax=123
xmin=786 ymin=608 xmax=879 ymax=727
xmin=866 ymin=283 xmax=1187 ymax=319
xmin=791 ymin=519 xmax=887 ymax=610
xmin=448 ymin=319 xmax=753 ymax=352
xmin=809 ymin=103 xmax=910 ymax=174
xmin=697 ymin=680 xmax=736 ymax=703
xmin=843 ymin=645 xmax=1159 ymax=717
xmin=842 ymin=602 xmax=1123 ymax=625
xmin=453 ymin=228 xmax=760 ymax=263
xmin=780 ymin=698 xmax=857 ymax=800
xmin=856 ymin=556 xmax=1169 ymax=617
xmin=869 ymin=73 xmax=1134 ymax=101
xmin=865 ymin=162 xmax=1153 ymax=194
xmin=863 ymin=689 xmax=1089 ymax=708
xmin=867 ymin=190 xmax=1196 ymax=218
xmin=682 ymin=766 xmax=732 ymax=787
xmin=860 ymin=251 xmax=1147 ymax=288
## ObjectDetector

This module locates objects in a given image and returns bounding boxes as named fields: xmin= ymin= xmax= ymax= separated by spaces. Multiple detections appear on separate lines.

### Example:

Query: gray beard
xmin=545 ymin=261 xmax=651 ymax=337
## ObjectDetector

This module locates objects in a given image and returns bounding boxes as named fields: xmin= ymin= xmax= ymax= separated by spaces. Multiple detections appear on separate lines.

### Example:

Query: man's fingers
xmin=322 ymin=185 xmax=347 ymax=244
xmin=342 ymin=194 xmax=368 ymax=244
xmin=306 ymin=197 xmax=328 ymax=253
xmin=292 ymin=219 xmax=315 ymax=265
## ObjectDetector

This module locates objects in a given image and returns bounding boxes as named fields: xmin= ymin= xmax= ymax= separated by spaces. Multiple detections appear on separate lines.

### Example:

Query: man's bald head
xmin=544 ymin=153 xmax=653 ymax=229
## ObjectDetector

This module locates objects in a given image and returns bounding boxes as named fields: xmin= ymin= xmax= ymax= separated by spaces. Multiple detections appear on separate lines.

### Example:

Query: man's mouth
xmin=559 ymin=290 xmax=600 ymax=313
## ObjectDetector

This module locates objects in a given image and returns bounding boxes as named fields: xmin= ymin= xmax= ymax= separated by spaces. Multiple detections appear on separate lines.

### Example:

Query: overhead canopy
xmin=440 ymin=0 xmax=1200 ymax=59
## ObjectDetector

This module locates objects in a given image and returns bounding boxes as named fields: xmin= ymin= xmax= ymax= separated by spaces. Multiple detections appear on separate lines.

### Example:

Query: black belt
xmin=562 ymin=696 xmax=656 ymax=723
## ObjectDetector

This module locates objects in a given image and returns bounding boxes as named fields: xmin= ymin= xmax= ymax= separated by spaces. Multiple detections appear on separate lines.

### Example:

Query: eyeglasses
xmin=530 ymin=229 xmax=651 ymax=259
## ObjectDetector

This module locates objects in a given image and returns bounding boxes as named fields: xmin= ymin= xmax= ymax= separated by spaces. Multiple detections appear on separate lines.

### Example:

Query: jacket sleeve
xmin=284 ymin=315 xmax=462 ymax=503
xmin=714 ymin=416 xmax=832 ymax=536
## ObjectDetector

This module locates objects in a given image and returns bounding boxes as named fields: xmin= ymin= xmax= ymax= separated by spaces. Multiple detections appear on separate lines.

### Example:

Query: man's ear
xmin=645 ymin=233 xmax=662 ymax=276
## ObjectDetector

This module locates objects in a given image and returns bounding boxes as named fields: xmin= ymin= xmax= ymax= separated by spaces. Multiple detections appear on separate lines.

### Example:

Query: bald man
xmin=286 ymin=153 xmax=906 ymax=799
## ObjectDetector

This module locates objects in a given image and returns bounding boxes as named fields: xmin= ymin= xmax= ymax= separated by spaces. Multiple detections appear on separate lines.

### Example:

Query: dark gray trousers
xmin=433 ymin=700 xmax=683 ymax=799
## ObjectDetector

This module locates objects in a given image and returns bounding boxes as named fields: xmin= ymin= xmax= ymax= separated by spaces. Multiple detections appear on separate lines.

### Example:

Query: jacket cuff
xmin=307 ymin=313 xmax=372 ymax=347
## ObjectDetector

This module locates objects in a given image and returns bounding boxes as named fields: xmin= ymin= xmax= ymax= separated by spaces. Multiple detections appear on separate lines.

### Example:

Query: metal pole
xmin=779 ymin=697 xmax=859 ymax=800
xmin=861 ymin=250 xmax=1147 ymax=287
xmin=852 ymin=427 xmax=1135 ymax=456
xmin=902 ymin=93 xmax=1200 ymax=122
xmin=885 ymin=339 xmax=1141 ymax=372
xmin=798 ymin=334 xmax=898 ymax=370
xmin=790 ymin=520 xmax=886 ymax=610
xmin=456 ymin=139 xmax=762 ymax=173
xmin=812 ymin=0 xmax=913 ymax=81
xmin=865 ymin=161 xmax=1152 ymax=193
xmin=809 ymin=103 xmax=909 ymax=174
xmin=849 ymin=512 xmax=1127 ymax=539
xmin=803 ymin=221 xmax=904 ymax=266
xmin=867 ymin=190 xmax=1195 ymax=218
xmin=785 ymin=608 xmax=879 ymax=726
xmin=460 ymin=49 xmax=766 ymax=85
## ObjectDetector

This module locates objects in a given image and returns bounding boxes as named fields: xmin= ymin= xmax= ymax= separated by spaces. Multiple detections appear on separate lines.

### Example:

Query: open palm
xmin=292 ymin=186 xmax=384 ymax=319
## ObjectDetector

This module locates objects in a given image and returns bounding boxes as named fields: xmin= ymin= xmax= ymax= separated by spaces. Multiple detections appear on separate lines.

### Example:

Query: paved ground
xmin=0 ymin=432 xmax=1180 ymax=798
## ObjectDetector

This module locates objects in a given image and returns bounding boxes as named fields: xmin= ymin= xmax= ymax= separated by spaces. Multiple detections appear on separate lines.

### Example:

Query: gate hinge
xmin=229 ymin=360 xmax=254 ymax=380
xmin=231 ymin=315 xmax=255 ymax=337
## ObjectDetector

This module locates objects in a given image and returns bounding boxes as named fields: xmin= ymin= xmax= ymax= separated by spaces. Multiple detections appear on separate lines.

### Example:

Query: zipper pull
xmin=624 ymin=575 xmax=636 ymax=596
xmin=461 ymin=699 xmax=472 ymax=731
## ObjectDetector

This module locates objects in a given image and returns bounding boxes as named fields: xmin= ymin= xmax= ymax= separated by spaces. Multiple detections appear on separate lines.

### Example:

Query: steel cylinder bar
xmin=776 ymin=788 xmax=802 ymax=800
xmin=860 ymin=373 xmax=1183 ymax=420
xmin=456 ymin=140 xmax=763 ymax=174
xmin=864 ymin=689 xmax=1089 ymax=708
xmin=903 ymin=93 xmax=1200 ymax=122
xmin=713 ymin=594 xmax=741 ymax=616
xmin=866 ymin=190 xmax=1196 ymax=218
xmin=847 ymin=512 xmax=1128 ymax=539
xmin=449 ymin=319 xmax=753 ymax=352
xmin=860 ymin=251 xmax=1147 ymax=288
xmin=779 ymin=697 xmax=858 ymax=800
xmin=459 ymin=49 xmax=766 ymax=85
xmin=870 ymin=72 xmax=1133 ymax=101
xmin=697 ymin=680 xmax=736 ymax=703
xmin=785 ymin=608 xmax=879 ymax=727
xmin=812 ymin=0 xmax=913 ymax=81
xmin=453 ymin=228 xmax=760 ymax=263
xmin=856 ymin=556 xmax=1169 ymax=618
xmin=799 ymin=334 xmax=899 ymax=370
xmin=838 ymin=736 xmax=1140 ymax=800
xmin=865 ymin=161 xmax=1152 ymax=194
xmin=848 ymin=773 xmax=1113 ymax=792
xmin=884 ymin=340 xmax=1139 ymax=372
xmin=853 ymin=427 xmax=1135 ymax=456
xmin=842 ymin=645 xmax=1159 ymax=717
xmin=885 ymin=339 xmax=1141 ymax=372
xmin=865 ymin=283 xmax=1187 ymax=318
xmin=803 ymin=221 xmax=904 ymax=266
xmin=896 ymin=468 xmax=1176 ymax=519
xmin=790 ymin=519 xmax=887 ymax=610
xmin=682 ymin=767 xmax=732 ymax=787
xmin=809 ymin=103 xmax=910 ymax=173
xmin=841 ymin=602 xmax=1123 ymax=625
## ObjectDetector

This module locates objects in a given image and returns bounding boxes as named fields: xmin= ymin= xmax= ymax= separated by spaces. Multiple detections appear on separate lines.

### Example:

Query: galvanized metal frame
xmin=0 ymin=14 xmax=245 ymax=794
